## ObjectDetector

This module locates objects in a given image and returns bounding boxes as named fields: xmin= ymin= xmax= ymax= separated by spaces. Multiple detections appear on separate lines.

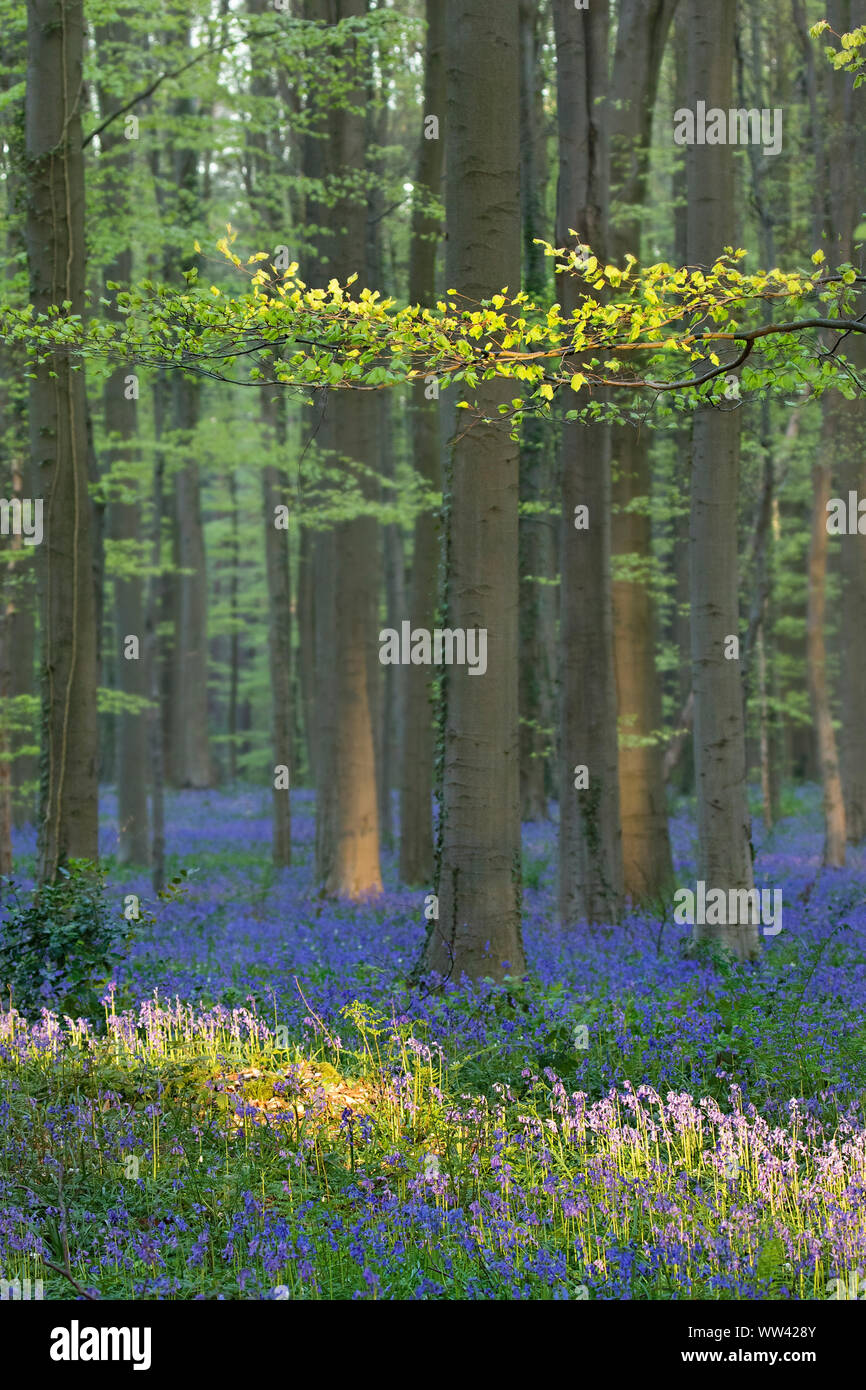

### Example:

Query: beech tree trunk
xmin=262 ymin=414 xmax=292 ymax=867
xmin=161 ymin=96 xmax=211 ymax=790
xmin=245 ymin=0 xmax=295 ymax=858
xmin=518 ymin=0 xmax=556 ymax=824
xmin=686 ymin=0 xmax=758 ymax=958
xmin=168 ymin=376 xmax=211 ymax=788
xmin=609 ymin=0 xmax=677 ymax=901
xmin=25 ymin=0 xmax=99 ymax=880
xmin=826 ymin=0 xmax=866 ymax=843
xmin=97 ymin=25 xmax=149 ymax=865
xmin=422 ymin=0 xmax=523 ymax=982
xmin=145 ymin=446 xmax=167 ymax=894
xmin=297 ymin=526 xmax=316 ymax=784
xmin=808 ymin=452 xmax=847 ymax=866
xmin=553 ymin=0 xmax=623 ymax=927
xmin=315 ymin=0 xmax=382 ymax=899
xmin=105 ymin=371 xmax=149 ymax=864
xmin=400 ymin=0 xmax=444 ymax=885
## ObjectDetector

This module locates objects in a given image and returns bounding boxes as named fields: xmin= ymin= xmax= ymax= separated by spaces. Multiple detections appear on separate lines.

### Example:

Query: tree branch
xmin=83 ymin=27 xmax=285 ymax=149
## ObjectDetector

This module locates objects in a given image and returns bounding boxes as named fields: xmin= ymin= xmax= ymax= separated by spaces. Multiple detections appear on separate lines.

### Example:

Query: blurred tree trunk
xmin=553 ymin=0 xmax=623 ymax=927
xmin=794 ymin=0 xmax=849 ymax=862
xmin=25 ymin=0 xmax=99 ymax=880
xmin=297 ymin=527 xmax=316 ymax=784
xmin=97 ymin=21 xmax=149 ymax=865
xmin=314 ymin=0 xmax=382 ymax=899
xmin=826 ymin=0 xmax=866 ymax=843
xmin=145 ymin=444 xmax=167 ymax=894
xmin=400 ymin=0 xmax=445 ymax=885
xmin=609 ymin=0 xmax=677 ymax=900
xmin=367 ymin=99 xmax=394 ymax=853
xmin=808 ymin=453 xmax=847 ymax=865
xmin=0 ymin=58 xmax=36 ymax=836
xmin=226 ymin=473 xmax=240 ymax=783
xmin=518 ymin=0 xmax=556 ymax=824
xmin=161 ymin=92 xmax=211 ymax=790
xmin=262 ymin=405 xmax=292 ymax=866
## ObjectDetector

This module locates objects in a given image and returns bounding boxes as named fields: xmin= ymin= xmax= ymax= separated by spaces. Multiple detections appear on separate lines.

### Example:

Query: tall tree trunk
xmin=517 ymin=0 xmax=556 ymax=824
xmin=146 ymin=447 xmax=167 ymax=894
xmin=245 ymin=0 xmax=295 ymax=857
xmin=262 ymin=392 xmax=292 ymax=866
xmin=366 ymin=100 xmax=392 ymax=854
xmin=609 ymin=0 xmax=677 ymax=900
xmin=664 ymin=5 xmax=694 ymax=799
xmin=106 ymin=372 xmax=149 ymax=864
xmin=400 ymin=0 xmax=445 ymax=884
xmin=297 ymin=526 xmax=316 ymax=784
xmin=168 ymin=369 xmax=211 ymax=788
xmin=162 ymin=97 xmax=211 ymax=790
xmin=227 ymin=471 xmax=240 ymax=785
xmin=315 ymin=0 xmax=382 ymax=899
xmin=553 ymin=0 xmax=623 ymax=927
xmin=737 ymin=10 xmax=784 ymax=832
xmin=379 ymin=418 xmax=405 ymax=853
xmin=826 ymin=0 xmax=866 ymax=843
xmin=25 ymin=0 xmax=99 ymax=881
xmin=97 ymin=28 xmax=149 ymax=865
xmin=686 ymin=0 xmax=757 ymax=958
xmin=808 ymin=453 xmax=846 ymax=865
xmin=422 ymin=0 xmax=523 ymax=982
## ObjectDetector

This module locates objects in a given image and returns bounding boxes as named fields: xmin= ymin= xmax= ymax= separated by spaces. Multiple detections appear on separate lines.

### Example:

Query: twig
xmin=40 ymin=1256 xmax=99 ymax=1301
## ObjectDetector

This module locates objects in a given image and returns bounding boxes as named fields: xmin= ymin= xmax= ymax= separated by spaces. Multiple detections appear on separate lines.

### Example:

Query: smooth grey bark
xmin=25 ymin=0 xmax=99 ymax=880
xmin=685 ymin=0 xmax=757 ymax=957
xmin=553 ymin=0 xmax=623 ymax=927
xmin=422 ymin=0 xmax=523 ymax=981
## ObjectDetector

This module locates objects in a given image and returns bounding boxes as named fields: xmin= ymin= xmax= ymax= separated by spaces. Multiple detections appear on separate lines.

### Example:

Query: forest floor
xmin=1 ymin=785 xmax=865 ymax=1300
